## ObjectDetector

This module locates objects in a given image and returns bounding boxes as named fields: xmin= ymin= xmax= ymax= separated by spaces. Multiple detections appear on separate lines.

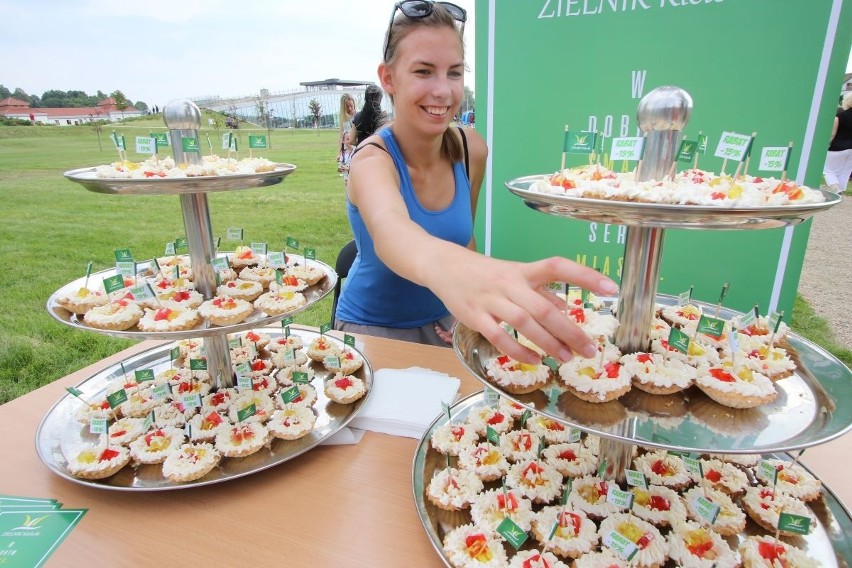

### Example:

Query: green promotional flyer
xmin=474 ymin=0 xmax=852 ymax=314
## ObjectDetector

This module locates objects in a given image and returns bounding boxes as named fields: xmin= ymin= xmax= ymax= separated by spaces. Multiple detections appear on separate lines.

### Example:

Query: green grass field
xmin=1 ymin=117 xmax=849 ymax=404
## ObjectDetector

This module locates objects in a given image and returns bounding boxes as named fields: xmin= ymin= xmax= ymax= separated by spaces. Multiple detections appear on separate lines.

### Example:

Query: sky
xmin=1 ymin=0 xmax=477 ymax=108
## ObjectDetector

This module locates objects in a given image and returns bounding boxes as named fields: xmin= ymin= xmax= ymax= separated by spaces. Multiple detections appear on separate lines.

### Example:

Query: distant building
xmin=0 ymin=97 xmax=142 ymax=125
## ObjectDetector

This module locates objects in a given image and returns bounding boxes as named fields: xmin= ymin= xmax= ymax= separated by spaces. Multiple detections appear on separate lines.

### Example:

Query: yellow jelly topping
xmin=75 ymin=288 xmax=91 ymax=298
xmin=578 ymin=367 xmax=597 ymax=378
xmin=148 ymin=437 xmax=171 ymax=452
xmin=618 ymin=522 xmax=642 ymax=543
xmin=482 ymin=451 xmax=501 ymax=466
xmin=633 ymin=488 xmax=650 ymax=506
xmin=687 ymin=343 xmax=705 ymax=357
xmin=728 ymin=184 xmax=743 ymax=198
xmin=77 ymin=450 xmax=97 ymax=464
xmin=518 ymin=363 xmax=538 ymax=372
xmin=737 ymin=367 xmax=755 ymax=382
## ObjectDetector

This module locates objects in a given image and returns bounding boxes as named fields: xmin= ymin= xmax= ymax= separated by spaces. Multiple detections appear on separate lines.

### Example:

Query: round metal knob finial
xmin=163 ymin=100 xmax=202 ymax=130
xmin=636 ymin=86 xmax=693 ymax=132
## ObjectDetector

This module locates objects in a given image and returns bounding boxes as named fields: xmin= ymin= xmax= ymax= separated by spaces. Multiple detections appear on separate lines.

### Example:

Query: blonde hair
xmin=383 ymin=4 xmax=465 ymax=163
xmin=843 ymin=93 xmax=852 ymax=110
xmin=339 ymin=94 xmax=355 ymax=132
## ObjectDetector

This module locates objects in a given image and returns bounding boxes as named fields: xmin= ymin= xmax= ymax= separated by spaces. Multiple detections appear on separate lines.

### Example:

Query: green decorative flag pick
xmin=237 ymin=403 xmax=257 ymax=422
xmin=226 ymin=227 xmax=244 ymax=241
xmin=759 ymin=146 xmax=791 ymax=172
xmin=66 ymin=386 xmax=85 ymax=399
xmin=181 ymin=136 xmax=201 ymax=153
xmin=567 ymin=131 xmax=597 ymax=154
xmin=174 ymin=237 xmax=188 ymax=254
xmin=777 ymin=513 xmax=811 ymax=535
xmin=319 ymin=321 xmax=332 ymax=335
xmin=691 ymin=494 xmax=721 ymax=525
xmin=603 ymin=530 xmax=639 ymax=562
xmin=676 ymin=139 xmax=697 ymax=163
xmin=304 ymin=247 xmax=317 ymax=261
xmin=677 ymin=286 xmax=693 ymax=306
xmin=667 ymin=327 xmax=691 ymax=354
xmin=248 ymin=134 xmax=268 ymax=149
xmin=84 ymin=260 xmax=94 ymax=287
xmin=102 ymin=274 xmax=125 ymax=295
xmin=485 ymin=426 xmax=500 ymax=445
xmin=113 ymin=248 xmax=133 ymax=263
xmin=152 ymin=132 xmax=169 ymax=147
xmin=715 ymin=282 xmax=730 ymax=317
xmin=134 ymin=369 xmax=155 ymax=383
xmin=250 ymin=242 xmax=268 ymax=256
xmin=696 ymin=314 xmax=725 ymax=338
xmin=189 ymin=358 xmax=208 ymax=371
xmin=496 ymin=517 xmax=528 ymax=550
xmin=280 ymin=385 xmax=301 ymax=404
xmin=164 ymin=241 xmax=176 ymax=256
xmin=610 ymin=136 xmax=644 ymax=161
xmin=286 ymin=236 xmax=301 ymax=250
xmin=292 ymin=371 xmax=310 ymax=384
xmin=343 ymin=334 xmax=356 ymax=347
xmin=106 ymin=389 xmax=128 ymax=409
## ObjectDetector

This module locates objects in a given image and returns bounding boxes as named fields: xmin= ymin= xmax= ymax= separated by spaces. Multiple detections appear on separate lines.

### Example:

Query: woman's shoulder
xmin=455 ymin=126 xmax=488 ymax=162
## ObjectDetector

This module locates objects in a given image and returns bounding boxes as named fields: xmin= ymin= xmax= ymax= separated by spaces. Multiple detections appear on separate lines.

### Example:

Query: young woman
xmin=335 ymin=1 xmax=618 ymax=363
xmin=337 ymin=93 xmax=356 ymax=172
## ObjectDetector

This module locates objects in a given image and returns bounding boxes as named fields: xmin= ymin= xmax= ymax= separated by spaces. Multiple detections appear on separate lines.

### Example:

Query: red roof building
xmin=0 ymin=97 xmax=142 ymax=125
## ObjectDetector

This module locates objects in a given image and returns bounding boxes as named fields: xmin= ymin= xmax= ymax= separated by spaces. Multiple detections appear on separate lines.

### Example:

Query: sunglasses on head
xmin=383 ymin=1 xmax=467 ymax=62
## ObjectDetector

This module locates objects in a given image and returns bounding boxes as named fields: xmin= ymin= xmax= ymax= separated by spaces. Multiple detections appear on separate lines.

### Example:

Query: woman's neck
xmin=390 ymin=122 xmax=445 ymax=169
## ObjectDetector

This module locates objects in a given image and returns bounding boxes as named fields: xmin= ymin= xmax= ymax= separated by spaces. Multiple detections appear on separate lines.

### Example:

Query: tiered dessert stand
xmin=38 ymin=100 xmax=372 ymax=490
xmin=414 ymin=87 xmax=851 ymax=565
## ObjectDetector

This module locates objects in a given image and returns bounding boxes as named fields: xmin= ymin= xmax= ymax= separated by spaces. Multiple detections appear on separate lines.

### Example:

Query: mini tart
xmin=83 ymin=299 xmax=143 ymax=331
xmin=271 ymin=348 xmax=310 ymax=369
xmin=508 ymin=550 xmax=570 ymax=568
xmin=741 ymin=486 xmax=816 ymax=537
xmin=229 ymin=246 xmax=260 ymax=268
xmin=119 ymin=386 xmax=160 ymax=418
xmin=243 ymin=358 xmax=275 ymax=378
xmin=307 ymin=335 xmax=342 ymax=362
xmin=470 ymin=487 xmax=536 ymax=533
xmin=268 ymin=405 xmax=317 ymax=440
xmin=188 ymin=410 xmax=230 ymax=442
xmin=431 ymin=422 xmax=479 ymax=456
xmin=485 ymin=354 xmax=550 ymax=395
xmin=66 ymin=444 xmax=131 ymax=479
xmin=228 ymin=392 xmax=275 ymax=424
xmin=153 ymin=402 xmax=189 ymax=428
xmin=506 ymin=459 xmax=563 ymax=504
xmin=696 ymin=458 xmax=749 ymax=498
xmin=74 ymin=397 xmax=115 ymax=424
xmin=155 ymin=254 xmax=191 ymax=276
xmin=266 ymin=334 xmax=304 ymax=353
xmin=202 ymin=388 xmax=239 ymax=411
xmin=56 ymin=286 xmax=108 ymax=314
xmin=285 ymin=261 xmax=326 ymax=286
xmin=632 ymin=451 xmax=693 ymax=491
xmin=499 ymin=428 xmax=542 ymax=463
xmin=238 ymin=266 xmax=277 ymax=288
xmin=240 ymin=330 xmax=271 ymax=351
xmin=498 ymin=397 xmax=528 ymax=419
xmin=739 ymin=336 xmax=796 ymax=380
xmin=215 ymin=422 xmax=269 ymax=458
xmin=268 ymin=273 xmax=308 ymax=293
xmin=162 ymin=442 xmax=221 ymax=482
xmin=465 ymin=406 xmax=514 ymax=436
xmin=253 ymin=290 xmax=307 ymax=316
xmin=274 ymin=363 xmax=315 ymax=387
xmin=177 ymin=338 xmax=204 ymax=361
xmin=541 ymin=442 xmax=597 ymax=478
xmin=661 ymin=303 xmax=703 ymax=327
xmin=426 ymin=467 xmax=484 ymax=511
xmin=629 ymin=485 xmax=687 ymax=528
xmin=567 ymin=476 xmax=621 ymax=520
xmin=694 ymin=364 xmax=777 ymax=409
xmin=324 ymin=374 xmax=367 ymax=404
xmin=198 ymin=296 xmax=253 ymax=326
xmin=531 ymin=506 xmax=599 ymax=559
xmin=137 ymin=306 xmax=201 ymax=332
xmin=757 ymin=458 xmax=822 ymax=501
xmin=275 ymin=383 xmax=317 ymax=408
xmin=683 ymin=486 xmax=746 ymax=536
xmin=650 ymin=337 xmax=721 ymax=367
xmin=442 ymin=524 xmax=508 ymax=567
xmin=666 ymin=520 xmax=740 ymax=568
xmin=249 ymin=374 xmax=276 ymax=396
xmin=703 ymin=453 xmax=760 ymax=468
xmin=107 ymin=417 xmax=145 ymax=446
xmin=322 ymin=347 xmax=364 ymax=374
xmin=620 ymin=352 xmax=696 ymax=395
xmin=217 ymin=279 xmax=264 ymax=302
xmin=738 ymin=316 xmax=790 ymax=345
xmin=598 ymin=513 xmax=668 ymax=568
xmin=739 ymin=536 xmax=819 ymax=568
xmin=151 ymin=275 xmax=196 ymax=292
xmin=129 ymin=427 xmax=184 ymax=464
xmin=527 ymin=414 xmax=575 ymax=444
xmin=558 ymin=355 xmax=631 ymax=403
xmin=457 ymin=442 xmax=509 ymax=482
xmin=152 ymin=288 xmax=204 ymax=310
xmin=170 ymin=376 xmax=212 ymax=398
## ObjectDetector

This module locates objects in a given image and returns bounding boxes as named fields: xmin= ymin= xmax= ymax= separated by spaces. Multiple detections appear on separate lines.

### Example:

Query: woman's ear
xmin=378 ymin=63 xmax=394 ymax=96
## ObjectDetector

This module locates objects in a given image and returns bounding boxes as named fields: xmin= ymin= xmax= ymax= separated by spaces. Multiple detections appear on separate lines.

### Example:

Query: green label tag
xmin=759 ymin=146 xmax=790 ymax=171
xmin=237 ymin=403 xmax=257 ymax=422
xmin=676 ymin=139 xmax=697 ymax=162
xmin=115 ymin=260 xmax=136 ymax=278
xmin=758 ymin=460 xmax=779 ymax=485
xmin=738 ymin=308 xmax=757 ymax=330
xmin=610 ymin=136 xmax=644 ymax=161
xmin=182 ymin=393 xmax=202 ymax=409
xmin=520 ymin=409 xmax=531 ymax=429
xmin=164 ymin=241 xmax=176 ymax=255
xmin=496 ymin=517 xmax=528 ymax=550
xmin=189 ymin=358 xmax=207 ymax=371
xmin=181 ymin=136 xmax=200 ymax=153
xmin=667 ymin=327 xmax=691 ymax=354
xmin=561 ymin=479 xmax=573 ymax=505
xmin=281 ymin=316 xmax=294 ymax=326
xmin=135 ymin=136 xmax=156 ymax=154
xmin=597 ymin=458 xmax=609 ymax=478
xmin=718 ymin=282 xmax=730 ymax=304
xmin=228 ymin=336 xmax=243 ymax=349
xmin=777 ymin=512 xmax=811 ymax=535
xmin=66 ymin=386 xmax=84 ymax=398
xmin=169 ymin=346 xmax=180 ymax=361
xmin=282 ymin=324 xmax=291 ymax=338
xmin=692 ymin=494 xmax=720 ymax=525
xmin=174 ymin=237 xmax=188 ymax=253
xmin=250 ymin=242 xmax=268 ymax=256
xmin=604 ymin=530 xmax=639 ymax=561
xmin=606 ymin=486 xmax=634 ymax=509
xmin=677 ymin=288 xmax=692 ymax=306
xmin=280 ymin=385 xmax=301 ymax=404
xmin=319 ymin=322 xmax=332 ymax=334
xmin=89 ymin=417 xmax=108 ymax=435
xmin=275 ymin=269 xmax=283 ymax=286
xmin=134 ymin=369 xmax=155 ymax=382
xmin=714 ymin=131 xmax=752 ymax=161
xmin=226 ymin=227 xmax=244 ymax=241
xmin=102 ymin=274 xmax=125 ymax=295
xmin=248 ymin=135 xmax=268 ymax=149
xmin=768 ymin=311 xmax=785 ymax=333
xmin=142 ymin=411 xmax=155 ymax=430
xmin=568 ymin=428 xmax=581 ymax=443
xmin=542 ymin=357 xmax=559 ymax=372
xmin=304 ymin=247 xmax=316 ymax=260
xmin=283 ymin=349 xmax=296 ymax=364
xmin=697 ymin=314 xmax=725 ymax=337
xmin=211 ymin=257 xmax=230 ymax=275
xmin=696 ymin=133 xmax=708 ymax=153
xmin=151 ymin=132 xmax=169 ymax=147
xmin=152 ymin=384 xmax=169 ymax=400
xmin=343 ymin=334 xmax=356 ymax=347
xmin=624 ymin=469 xmax=647 ymax=489
xmin=128 ymin=283 xmax=155 ymax=302
xmin=106 ymin=389 xmax=128 ymax=409
xmin=683 ymin=456 xmax=703 ymax=477
xmin=292 ymin=371 xmax=310 ymax=384
xmin=566 ymin=130 xmax=597 ymax=154
xmin=267 ymin=251 xmax=286 ymax=268
xmin=484 ymin=388 xmax=500 ymax=408
xmin=286 ymin=236 xmax=300 ymax=250
xmin=324 ymin=356 xmax=341 ymax=369
xmin=485 ymin=426 xmax=500 ymax=445
xmin=222 ymin=132 xmax=233 ymax=150
xmin=113 ymin=248 xmax=133 ymax=262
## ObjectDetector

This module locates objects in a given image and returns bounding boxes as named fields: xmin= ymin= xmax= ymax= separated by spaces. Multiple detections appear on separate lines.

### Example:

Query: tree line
xmin=0 ymin=85 xmax=148 ymax=111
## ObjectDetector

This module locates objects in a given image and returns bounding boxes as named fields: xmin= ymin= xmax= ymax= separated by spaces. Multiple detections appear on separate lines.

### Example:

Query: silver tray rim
xmin=46 ymin=256 xmax=337 ymax=340
xmin=35 ymin=326 xmax=372 ymax=491
xmin=412 ymin=390 xmax=852 ymax=568
xmin=63 ymin=163 xmax=297 ymax=195
xmin=452 ymin=294 xmax=852 ymax=455
xmin=505 ymin=174 xmax=842 ymax=229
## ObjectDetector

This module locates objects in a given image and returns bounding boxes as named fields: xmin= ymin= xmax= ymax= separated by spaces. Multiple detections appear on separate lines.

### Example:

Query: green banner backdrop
xmin=473 ymin=0 xmax=852 ymax=315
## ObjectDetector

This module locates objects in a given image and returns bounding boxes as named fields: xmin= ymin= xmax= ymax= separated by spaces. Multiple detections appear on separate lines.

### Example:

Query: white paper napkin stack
xmin=348 ymin=367 xmax=461 ymax=439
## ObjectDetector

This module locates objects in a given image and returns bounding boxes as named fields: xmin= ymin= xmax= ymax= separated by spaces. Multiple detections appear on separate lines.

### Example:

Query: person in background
xmin=353 ymin=84 xmax=387 ymax=145
xmin=335 ymin=1 xmax=618 ymax=363
xmin=338 ymin=93 xmax=356 ymax=175
xmin=823 ymin=93 xmax=852 ymax=194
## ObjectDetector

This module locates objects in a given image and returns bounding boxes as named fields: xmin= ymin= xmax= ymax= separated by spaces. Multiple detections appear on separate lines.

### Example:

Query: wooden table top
xmin=1 ymin=331 xmax=849 ymax=567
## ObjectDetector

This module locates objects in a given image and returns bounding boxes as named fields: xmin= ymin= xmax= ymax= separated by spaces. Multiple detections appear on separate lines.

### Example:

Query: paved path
xmin=798 ymin=193 xmax=851 ymax=349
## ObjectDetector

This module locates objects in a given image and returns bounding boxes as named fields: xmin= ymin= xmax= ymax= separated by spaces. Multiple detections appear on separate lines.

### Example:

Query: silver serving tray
xmin=505 ymin=175 xmax=842 ymax=229
xmin=453 ymin=295 xmax=852 ymax=455
xmin=412 ymin=392 xmax=852 ymax=567
xmin=36 ymin=327 xmax=371 ymax=490
xmin=46 ymin=257 xmax=336 ymax=340
xmin=64 ymin=163 xmax=296 ymax=195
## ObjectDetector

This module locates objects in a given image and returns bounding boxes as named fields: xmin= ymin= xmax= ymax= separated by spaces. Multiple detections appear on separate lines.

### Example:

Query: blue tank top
xmin=335 ymin=128 xmax=473 ymax=328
